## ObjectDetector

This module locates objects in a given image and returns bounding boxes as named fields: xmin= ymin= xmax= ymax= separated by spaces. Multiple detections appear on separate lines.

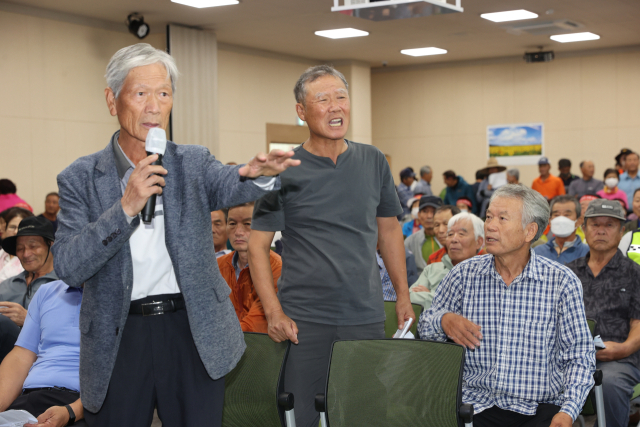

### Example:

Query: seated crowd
xmin=0 ymin=147 xmax=640 ymax=426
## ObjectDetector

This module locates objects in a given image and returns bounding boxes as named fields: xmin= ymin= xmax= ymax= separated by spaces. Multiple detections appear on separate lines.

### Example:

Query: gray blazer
xmin=52 ymin=138 xmax=277 ymax=412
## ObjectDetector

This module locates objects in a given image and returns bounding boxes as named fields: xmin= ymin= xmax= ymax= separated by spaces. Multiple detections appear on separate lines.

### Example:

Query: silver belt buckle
xmin=141 ymin=301 xmax=167 ymax=316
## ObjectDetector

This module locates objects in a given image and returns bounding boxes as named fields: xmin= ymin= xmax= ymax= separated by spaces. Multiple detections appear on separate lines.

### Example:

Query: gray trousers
xmin=285 ymin=319 xmax=385 ymax=427
xmin=595 ymin=360 xmax=640 ymax=427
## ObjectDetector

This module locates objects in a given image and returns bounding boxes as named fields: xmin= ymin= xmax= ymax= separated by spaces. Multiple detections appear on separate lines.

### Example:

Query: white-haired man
xmin=419 ymin=185 xmax=595 ymax=427
xmin=410 ymin=212 xmax=485 ymax=310
xmin=51 ymin=43 xmax=299 ymax=427
xmin=413 ymin=165 xmax=433 ymax=196
xmin=249 ymin=65 xmax=413 ymax=427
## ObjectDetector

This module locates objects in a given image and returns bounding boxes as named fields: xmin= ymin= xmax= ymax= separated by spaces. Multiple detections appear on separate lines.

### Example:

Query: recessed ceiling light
xmin=400 ymin=47 xmax=447 ymax=57
xmin=171 ymin=0 xmax=239 ymax=8
xmin=315 ymin=28 xmax=369 ymax=39
xmin=550 ymin=32 xmax=600 ymax=43
xmin=480 ymin=9 xmax=538 ymax=23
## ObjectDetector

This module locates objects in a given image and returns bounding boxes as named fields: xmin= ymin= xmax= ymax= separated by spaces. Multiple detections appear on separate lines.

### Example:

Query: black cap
xmin=1 ymin=216 xmax=55 ymax=256
xmin=400 ymin=167 xmax=416 ymax=179
xmin=583 ymin=199 xmax=626 ymax=221
xmin=418 ymin=196 xmax=443 ymax=211
xmin=615 ymin=148 xmax=632 ymax=163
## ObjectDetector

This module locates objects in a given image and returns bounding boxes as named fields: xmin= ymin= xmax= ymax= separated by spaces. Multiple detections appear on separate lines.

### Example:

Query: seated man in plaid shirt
xmin=419 ymin=185 xmax=595 ymax=427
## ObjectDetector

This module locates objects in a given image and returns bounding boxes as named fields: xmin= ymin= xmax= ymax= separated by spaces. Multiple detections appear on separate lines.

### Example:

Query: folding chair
xmin=576 ymin=319 xmax=606 ymax=427
xmin=383 ymin=301 xmax=423 ymax=338
xmin=315 ymin=339 xmax=473 ymax=426
xmin=222 ymin=332 xmax=296 ymax=427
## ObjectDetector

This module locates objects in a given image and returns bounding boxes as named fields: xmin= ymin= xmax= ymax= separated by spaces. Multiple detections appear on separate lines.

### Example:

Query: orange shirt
xmin=217 ymin=250 xmax=281 ymax=333
xmin=531 ymin=174 xmax=566 ymax=200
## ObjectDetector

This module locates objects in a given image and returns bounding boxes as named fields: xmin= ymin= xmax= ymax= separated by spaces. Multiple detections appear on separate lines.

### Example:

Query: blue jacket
xmin=444 ymin=176 xmax=477 ymax=214
xmin=533 ymin=235 xmax=590 ymax=265
xmin=52 ymin=135 xmax=275 ymax=412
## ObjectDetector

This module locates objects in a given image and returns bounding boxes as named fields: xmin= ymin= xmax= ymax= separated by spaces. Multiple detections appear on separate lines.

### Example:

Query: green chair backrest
xmin=383 ymin=301 xmax=423 ymax=338
xmin=325 ymin=339 xmax=465 ymax=427
xmin=586 ymin=318 xmax=596 ymax=338
xmin=222 ymin=332 xmax=290 ymax=427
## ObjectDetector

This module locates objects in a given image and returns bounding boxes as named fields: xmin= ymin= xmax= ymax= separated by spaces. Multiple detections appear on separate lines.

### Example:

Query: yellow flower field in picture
xmin=490 ymin=144 xmax=542 ymax=157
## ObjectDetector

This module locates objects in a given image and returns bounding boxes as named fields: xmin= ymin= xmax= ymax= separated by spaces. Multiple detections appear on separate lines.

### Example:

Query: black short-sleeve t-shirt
xmin=252 ymin=140 xmax=402 ymax=325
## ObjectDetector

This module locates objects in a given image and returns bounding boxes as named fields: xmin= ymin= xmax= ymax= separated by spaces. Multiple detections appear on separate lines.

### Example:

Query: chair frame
xmin=315 ymin=338 xmax=473 ymax=427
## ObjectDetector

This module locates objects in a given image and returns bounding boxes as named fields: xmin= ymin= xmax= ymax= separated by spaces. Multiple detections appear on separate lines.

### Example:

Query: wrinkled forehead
xmin=16 ymin=235 xmax=47 ymax=246
xmin=449 ymin=218 xmax=472 ymax=232
xmin=487 ymin=196 xmax=523 ymax=217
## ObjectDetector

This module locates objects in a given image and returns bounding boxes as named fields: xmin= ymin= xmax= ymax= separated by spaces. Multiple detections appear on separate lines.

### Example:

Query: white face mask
xmin=459 ymin=208 xmax=469 ymax=213
xmin=550 ymin=216 xmax=576 ymax=238
xmin=410 ymin=180 xmax=417 ymax=191
xmin=605 ymin=177 xmax=619 ymax=189
xmin=411 ymin=207 xmax=420 ymax=219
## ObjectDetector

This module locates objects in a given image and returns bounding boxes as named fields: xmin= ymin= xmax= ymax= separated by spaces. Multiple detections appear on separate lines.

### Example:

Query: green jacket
xmin=409 ymin=254 xmax=453 ymax=310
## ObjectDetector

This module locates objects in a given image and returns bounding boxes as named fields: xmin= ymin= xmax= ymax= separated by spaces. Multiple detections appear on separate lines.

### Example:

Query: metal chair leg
xmin=576 ymin=414 xmax=586 ymax=427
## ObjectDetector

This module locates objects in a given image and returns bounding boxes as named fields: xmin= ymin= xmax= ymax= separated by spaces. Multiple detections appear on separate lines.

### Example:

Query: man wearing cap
xmin=475 ymin=159 xmax=507 ymax=218
xmin=402 ymin=194 xmax=423 ymax=238
xmin=397 ymin=167 xmax=416 ymax=218
xmin=443 ymin=170 xmax=477 ymax=214
xmin=532 ymin=157 xmax=566 ymax=201
xmin=619 ymin=152 xmax=640 ymax=213
xmin=567 ymin=199 xmax=640 ymax=427
xmin=413 ymin=165 xmax=433 ymax=197
xmin=0 ymin=217 xmax=58 ymax=361
xmin=568 ymin=161 xmax=604 ymax=199
xmin=404 ymin=196 xmax=443 ymax=274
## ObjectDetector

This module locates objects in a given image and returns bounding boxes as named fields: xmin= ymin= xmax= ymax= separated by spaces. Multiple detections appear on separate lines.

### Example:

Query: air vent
xmin=505 ymin=20 xmax=584 ymax=36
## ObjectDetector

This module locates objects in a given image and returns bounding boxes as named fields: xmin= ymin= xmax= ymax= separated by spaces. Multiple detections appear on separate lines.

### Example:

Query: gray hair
xmin=506 ymin=168 xmax=520 ymax=180
xmin=448 ymin=212 xmax=485 ymax=241
xmin=419 ymin=165 xmax=432 ymax=176
xmin=550 ymin=195 xmax=581 ymax=218
xmin=294 ymin=65 xmax=349 ymax=105
xmin=105 ymin=43 xmax=179 ymax=98
xmin=489 ymin=184 xmax=550 ymax=242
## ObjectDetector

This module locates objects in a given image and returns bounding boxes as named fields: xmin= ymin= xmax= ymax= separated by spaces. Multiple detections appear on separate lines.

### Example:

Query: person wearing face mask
xmin=597 ymin=168 xmax=628 ymax=211
xmin=456 ymin=197 xmax=472 ymax=214
xmin=401 ymin=195 xmax=423 ymax=238
xmin=534 ymin=195 xmax=590 ymax=264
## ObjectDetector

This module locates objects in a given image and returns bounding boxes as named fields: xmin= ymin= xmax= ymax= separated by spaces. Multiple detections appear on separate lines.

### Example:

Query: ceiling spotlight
xmin=171 ymin=0 xmax=239 ymax=8
xmin=315 ymin=28 xmax=369 ymax=39
xmin=126 ymin=13 xmax=150 ymax=39
xmin=400 ymin=47 xmax=447 ymax=57
xmin=480 ymin=9 xmax=538 ymax=23
xmin=550 ymin=32 xmax=600 ymax=43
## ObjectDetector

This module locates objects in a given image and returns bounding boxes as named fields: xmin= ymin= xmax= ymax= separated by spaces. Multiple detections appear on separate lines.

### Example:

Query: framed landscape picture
xmin=487 ymin=123 xmax=543 ymax=165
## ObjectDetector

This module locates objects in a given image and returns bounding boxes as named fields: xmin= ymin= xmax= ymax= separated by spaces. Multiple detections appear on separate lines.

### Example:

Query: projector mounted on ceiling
xmin=331 ymin=0 xmax=463 ymax=21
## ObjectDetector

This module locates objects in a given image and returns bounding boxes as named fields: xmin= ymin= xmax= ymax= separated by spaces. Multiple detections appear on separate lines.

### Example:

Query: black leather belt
xmin=129 ymin=297 xmax=186 ymax=316
xmin=22 ymin=386 xmax=78 ymax=395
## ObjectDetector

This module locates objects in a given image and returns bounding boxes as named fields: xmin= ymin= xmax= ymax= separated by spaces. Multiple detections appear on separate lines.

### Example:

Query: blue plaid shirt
xmin=418 ymin=250 xmax=595 ymax=421
xmin=377 ymin=252 xmax=396 ymax=301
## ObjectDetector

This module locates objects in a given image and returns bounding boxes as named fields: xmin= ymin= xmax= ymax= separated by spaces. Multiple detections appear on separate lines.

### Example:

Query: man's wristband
xmin=64 ymin=404 xmax=76 ymax=426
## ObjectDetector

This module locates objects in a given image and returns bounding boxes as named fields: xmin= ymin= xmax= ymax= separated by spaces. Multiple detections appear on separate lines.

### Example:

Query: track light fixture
xmin=126 ymin=13 xmax=150 ymax=39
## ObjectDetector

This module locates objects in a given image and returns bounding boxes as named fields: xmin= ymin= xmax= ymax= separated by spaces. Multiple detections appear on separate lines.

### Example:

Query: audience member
xmin=534 ymin=195 xmax=589 ymax=264
xmin=532 ymin=157 xmax=566 ymax=201
xmin=397 ymin=167 xmax=416 ymax=217
xmin=558 ymin=158 xmax=578 ymax=190
xmin=0 ymin=280 xmax=85 ymax=426
xmin=410 ymin=212 xmax=484 ymax=310
xmin=419 ymin=185 xmax=595 ymax=427
xmin=597 ymin=168 xmax=628 ymax=210
xmin=506 ymin=168 xmax=519 ymax=185
xmin=218 ymin=202 xmax=280 ymax=333
xmin=404 ymin=196 xmax=443 ymax=274
xmin=0 ymin=180 xmax=32 ymax=213
xmin=568 ymin=160 xmax=603 ymax=199
xmin=413 ymin=165 xmax=433 ymax=196
xmin=211 ymin=210 xmax=231 ymax=258
xmin=37 ymin=192 xmax=60 ymax=233
xmin=615 ymin=148 xmax=632 ymax=174
xmin=455 ymin=197 xmax=472 ymax=213
xmin=475 ymin=158 xmax=506 ymax=218
xmin=401 ymin=195 xmax=423 ymax=238
xmin=428 ymin=205 xmax=460 ymax=265
xmin=619 ymin=151 xmax=640 ymax=211
xmin=0 ymin=210 xmax=6 ymax=241
xmin=442 ymin=170 xmax=476 ymax=214
xmin=249 ymin=65 xmax=413 ymax=427
xmin=471 ymin=170 xmax=485 ymax=199
xmin=0 ymin=208 xmax=34 ymax=282
xmin=0 ymin=217 xmax=58 ymax=361
xmin=567 ymin=199 xmax=640 ymax=427
xmin=618 ymin=188 xmax=640 ymax=262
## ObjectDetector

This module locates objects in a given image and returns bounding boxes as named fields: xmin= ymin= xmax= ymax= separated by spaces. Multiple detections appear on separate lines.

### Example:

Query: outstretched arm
xmin=0 ymin=346 xmax=36 ymax=412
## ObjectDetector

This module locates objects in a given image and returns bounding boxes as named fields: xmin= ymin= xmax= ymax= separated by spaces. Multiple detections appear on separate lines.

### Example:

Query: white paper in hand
xmin=0 ymin=409 xmax=38 ymax=426
xmin=393 ymin=318 xmax=414 ymax=339
xmin=594 ymin=335 xmax=606 ymax=349
xmin=488 ymin=171 xmax=507 ymax=189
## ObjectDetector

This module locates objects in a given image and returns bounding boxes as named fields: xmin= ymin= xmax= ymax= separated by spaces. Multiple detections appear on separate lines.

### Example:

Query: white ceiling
xmin=6 ymin=0 xmax=640 ymax=67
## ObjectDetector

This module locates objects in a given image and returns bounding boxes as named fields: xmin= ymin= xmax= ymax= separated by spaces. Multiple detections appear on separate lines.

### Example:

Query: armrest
xmin=459 ymin=403 xmax=474 ymax=423
xmin=278 ymin=392 xmax=294 ymax=411
xmin=315 ymin=393 xmax=326 ymax=413
xmin=593 ymin=369 xmax=603 ymax=386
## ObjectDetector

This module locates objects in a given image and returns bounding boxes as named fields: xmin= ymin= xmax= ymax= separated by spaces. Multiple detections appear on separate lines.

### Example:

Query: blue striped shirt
xmin=418 ymin=250 xmax=595 ymax=421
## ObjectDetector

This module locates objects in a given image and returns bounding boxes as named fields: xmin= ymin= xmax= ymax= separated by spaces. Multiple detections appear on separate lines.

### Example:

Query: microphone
xmin=141 ymin=128 xmax=167 ymax=224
